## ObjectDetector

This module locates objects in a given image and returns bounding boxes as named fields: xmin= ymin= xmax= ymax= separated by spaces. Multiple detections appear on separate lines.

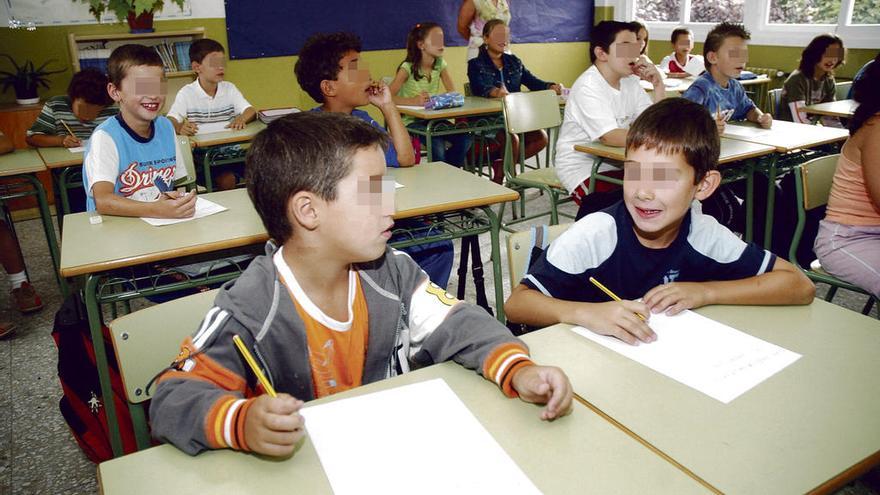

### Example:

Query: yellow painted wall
xmin=1 ymin=9 xmax=874 ymax=112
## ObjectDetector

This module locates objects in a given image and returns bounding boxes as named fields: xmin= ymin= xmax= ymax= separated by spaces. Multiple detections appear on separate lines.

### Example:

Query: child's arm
xmin=642 ymin=258 xmax=815 ymax=315
xmin=167 ymin=115 xmax=198 ymax=136
xmin=440 ymin=68 xmax=456 ymax=93
xmin=369 ymin=82 xmax=416 ymax=166
xmin=389 ymin=68 xmax=429 ymax=106
xmin=505 ymin=284 xmax=656 ymax=345
xmin=747 ymin=106 xmax=773 ymax=129
xmin=510 ymin=364 xmax=573 ymax=420
xmin=91 ymin=182 xmax=197 ymax=218
xmin=227 ymin=85 xmax=257 ymax=130
xmin=457 ymin=0 xmax=475 ymax=41
xmin=26 ymin=102 xmax=82 ymax=148
xmin=227 ymin=107 xmax=256 ymax=130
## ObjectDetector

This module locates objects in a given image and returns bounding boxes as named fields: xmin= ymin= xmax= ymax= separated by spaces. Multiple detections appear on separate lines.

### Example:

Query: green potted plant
xmin=80 ymin=0 xmax=187 ymax=33
xmin=0 ymin=54 xmax=66 ymax=105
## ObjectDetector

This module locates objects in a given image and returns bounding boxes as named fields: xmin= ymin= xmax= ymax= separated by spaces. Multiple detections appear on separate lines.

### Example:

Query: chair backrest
xmin=799 ymin=153 xmax=839 ymax=211
xmin=506 ymin=224 xmax=572 ymax=290
xmin=463 ymin=82 xmax=472 ymax=96
xmin=835 ymin=81 xmax=852 ymax=101
xmin=109 ymin=289 xmax=218 ymax=404
xmin=501 ymin=90 xmax=562 ymax=135
xmin=175 ymin=135 xmax=197 ymax=189
xmin=767 ymin=88 xmax=782 ymax=118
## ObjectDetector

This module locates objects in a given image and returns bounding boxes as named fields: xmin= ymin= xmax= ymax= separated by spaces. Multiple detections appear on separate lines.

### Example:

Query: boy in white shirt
xmin=659 ymin=27 xmax=702 ymax=78
xmin=167 ymin=39 xmax=255 ymax=190
xmin=555 ymin=21 xmax=666 ymax=206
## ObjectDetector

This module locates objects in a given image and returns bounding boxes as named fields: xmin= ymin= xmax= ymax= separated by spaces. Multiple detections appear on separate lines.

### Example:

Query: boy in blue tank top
xmin=83 ymin=44 xmax=194 ymax=217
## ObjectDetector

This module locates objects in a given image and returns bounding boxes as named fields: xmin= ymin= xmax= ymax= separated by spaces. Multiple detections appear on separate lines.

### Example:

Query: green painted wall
xmin=1 ymin=11 xmax=874 ymax=111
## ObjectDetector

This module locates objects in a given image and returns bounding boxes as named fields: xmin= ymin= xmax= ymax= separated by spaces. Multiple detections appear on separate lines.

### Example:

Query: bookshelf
xmin=67 ymin=27 xmax=205 ymax=76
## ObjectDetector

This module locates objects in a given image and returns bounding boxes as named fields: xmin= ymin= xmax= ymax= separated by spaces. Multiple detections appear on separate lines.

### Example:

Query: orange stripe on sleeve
xmin=234 ymin=398 xmax=255 ymax=452
xmin=482 ymin=342 xmax=534 ymax=398
xmin=205 ymin=396 xmax=236 ymax=449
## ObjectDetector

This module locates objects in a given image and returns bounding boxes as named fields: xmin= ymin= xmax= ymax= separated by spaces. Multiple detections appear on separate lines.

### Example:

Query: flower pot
xmin=127 ymin=10 xmax=155 ymax=33
xmin=14 ymin=81 xmax=38 ymax=105
xmin=15 ymin=97 xmax=39 ymax=105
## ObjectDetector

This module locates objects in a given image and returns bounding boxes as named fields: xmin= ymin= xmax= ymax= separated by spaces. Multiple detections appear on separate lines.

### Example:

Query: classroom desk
xmin=573 ymin=138 xmax=777 ymax=241
xmin=723 ymin=120 xmax=849 ymax=247
xmin=521 ymin=300 xmax=880 ymax=495
xmin=804 ymin=99 xmax=859 ymax=119
xmin=188 ymin=121 xmax=267 ymax=192
xmin=37 ymin=146 xmax=85 ymax=224
xmin=0 ymin=149 xmax=63 ymax=291
xmin=98 ymin=359 xmax=710 ymax=494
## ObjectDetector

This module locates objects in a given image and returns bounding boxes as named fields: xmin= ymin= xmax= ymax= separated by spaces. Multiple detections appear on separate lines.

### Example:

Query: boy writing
xmin=167 ymin=38 xmax=255 ymax=190
xmin=26 ymin=68 xmax=118 ymax=149
xmin=149 ymin=112 xmax=572 ymax=456
xmin=82 ymin=44 xmax=195 ymax=218
xmin=555 ymin=21 xmax=666 ymax=205
xmin=295 ymin=32 xmax=454 ymax=288
xmin=659 ymin=28 xmax=701 ymax=78
xmin=505 ymin=98 xmax=814 ymax=345
xmin=682 ymin=22 xmax=772 ymax=134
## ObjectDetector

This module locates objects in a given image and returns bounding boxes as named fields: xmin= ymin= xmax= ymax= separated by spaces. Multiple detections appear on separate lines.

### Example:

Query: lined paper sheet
xmin=571 ymin=310 xmax=801 ymax=403
xmin=140 ymin=197 xmax=227 ymax=226
xmin=300 ymin=378 xmax=540 ymax=495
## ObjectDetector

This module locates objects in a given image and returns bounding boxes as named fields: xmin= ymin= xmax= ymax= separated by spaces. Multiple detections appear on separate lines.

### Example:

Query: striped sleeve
xmin=482 ymin=342 xmax=534 ymax=398
xmin=203 ymin=396 xmax=255 ymax=451
xmin=27 ymin=101 xmax=59 ymax=136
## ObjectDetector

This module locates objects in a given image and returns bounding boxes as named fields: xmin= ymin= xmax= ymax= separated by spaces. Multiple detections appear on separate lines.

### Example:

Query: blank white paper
xmin=571 ymin=310 xmax=801 ymax=403
xmin=194 ymin=121 xmax=233 ymax=135
xmin=683 ymin=55 xmax=706 ymax=77
xmin=140 ymin=197 xmax=227 ymax=226
xmin=723 ymin=125 xmax=773 ymax=139
xmin=300 ymin=378 xmax=541 ymax=495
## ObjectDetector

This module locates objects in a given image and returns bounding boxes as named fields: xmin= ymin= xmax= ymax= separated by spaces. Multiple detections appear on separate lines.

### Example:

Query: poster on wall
xmin=7 ymin=0 xmax=192 ymax=26
xmin=225 ymin=0 xmax=593 ymax=60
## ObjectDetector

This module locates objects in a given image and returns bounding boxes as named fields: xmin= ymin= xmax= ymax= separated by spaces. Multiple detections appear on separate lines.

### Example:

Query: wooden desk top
xmin=189 ymin=121 xmax=267 ymax=148
xmin=522 ymin=300 xmax=880 ymax=494
xmin=98 ymin=361 xmax=709 ymax=494
xmin=573 ymin=137 xmax=776 ymax=165
xmin=723 ymin=120 xmax=849 ymax=152
xmin=804 ymin=99 xmax=859 ymax=118
xmin=37 ymin=146 xmax=84 ymax=169
xmin=0 ymin=148 xmax=46 ymax=176
xmin=391 ymin=162 xmax=519 ymax=217
xmin=59 ymin=189 xmax=267 ymax=278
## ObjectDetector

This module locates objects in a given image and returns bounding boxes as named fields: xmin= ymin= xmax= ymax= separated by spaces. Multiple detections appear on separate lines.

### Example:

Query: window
xmin=635 ymin=0 xmax=681 ymax=22
xmin=768 ymin=0 xmax=839 ymax=24
xmin=851 ymin=0 xmax=880 ymax=24
xmin=691 ymin=0 xmax=745 ymax=23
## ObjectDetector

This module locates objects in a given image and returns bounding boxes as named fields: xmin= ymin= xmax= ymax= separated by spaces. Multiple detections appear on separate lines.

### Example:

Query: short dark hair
xmin=246 ymin=112 xmax=389 ymax=243
xmin=626 ymin=98 xmax=719 ymax=183
xmin=590 ymin=21 xmax=638 ymax=64
xmin=703 ymin=22 xmax=750 ymax=71
xmin=798 ymin=34 xmax=845 ymax=79
xmin=482 ymin=18 xmax=507 ymax=38
xmin=671 ymin=27 xmax=692 ymax=44
xmin=294 ymin=32 xmax=362 ymax=103
xmin=68 ymin=68 xmax=112 ymax=106
xmin=107 ymin=44 xmax=163 ymax=88
xmin=189 ymin=38 xmax=225 ymax=64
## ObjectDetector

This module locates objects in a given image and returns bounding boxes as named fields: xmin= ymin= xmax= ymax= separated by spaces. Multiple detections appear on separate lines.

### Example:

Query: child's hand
xmin=180 ymin=121 xmax=198 ymax=136
xmin=244 ymin=394 xmax=306 ymax=457
xmin=643 ymin=282 xmax=710 ymax=315
xmin=757 ymin=112 xmax=773 ymax=129
xmin=418 ymin=91 xmax=431 ymax=105
xmin=634 ymin=56 xmax=663 ymax=86
xmin=511 ymin=365 xmax=573 ymax=420
xmin=549 ymin=83 xmax=564 ymax=95
xmin=62 ymin=135 xmax=82 ymax=148
xmin=572 ymin=300 xmax=655 ymax=345
xmin=489 ymin=86 xmax=509 ymax=98
xmin=367 ymin=81 xmax=393 ymax=108
xmin=715 ymin=108 xmax=727 ymax=134
xmin=156 ymin=190 xmax=197 ymax=218
xmin=227 ymin=115 xmax=247 ymax=130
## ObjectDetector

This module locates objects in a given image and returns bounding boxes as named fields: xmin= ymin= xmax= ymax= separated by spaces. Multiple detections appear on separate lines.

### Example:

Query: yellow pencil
xmin=60 ymin=120 xmax=77 ymax=139
xmin=589 ymin=277 xmax=647 ymax=321
xmin=232 ymin=334 xmax=277 ymax=397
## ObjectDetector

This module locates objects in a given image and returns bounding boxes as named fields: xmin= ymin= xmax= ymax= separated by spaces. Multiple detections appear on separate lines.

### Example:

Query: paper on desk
xmin=140 ymin=197 xmax=227 ymax=226
xmin=300 ymin=378 xmax=540 ymax=495
xmin=194 ymin=121 xmax=233 ymax=135
xmin=724 ymin=125 xmax=773 ymax=139
xmin=571 ymin=310 xmax=801 ymax=403
xmin=684 ymin=55 xmax=706 ymax=77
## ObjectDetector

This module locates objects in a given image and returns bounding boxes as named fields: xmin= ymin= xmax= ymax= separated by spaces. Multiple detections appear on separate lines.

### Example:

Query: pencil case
xmin=424 ymin=92 xmax=465 ymax=110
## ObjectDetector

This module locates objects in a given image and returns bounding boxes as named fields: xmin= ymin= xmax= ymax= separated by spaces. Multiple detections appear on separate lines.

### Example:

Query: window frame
xmin=619 ymin=0 xmax=880 ymax=49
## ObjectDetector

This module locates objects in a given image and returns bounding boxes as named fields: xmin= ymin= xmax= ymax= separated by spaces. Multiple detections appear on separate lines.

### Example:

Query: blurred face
xmin=599 ymin=30 xmax=641 ymax=78
xmin=71 ymin=98 xmax=105 ymax=122
xmin=637 ymin=27 xmax=648 ymax=54
xmin=816 ymin=43 xmax=843 ymax=77
xmin=194 ymin=51 xmax=226 ymax=84
xmin=709 ymin=36 xmax=749 ymax=79
xmin=483 ymin=24 xmax=510 ymax=55
xmin=623 ymin=146 xmax=716 ymax=248
xmin=674 ymin=33 xmax=693 ymax=58
xmin=329 ymin=50 xmax=372 ymax=107
xmin=419 ymin=27 xmax=446 ymax=58
xmin=319 ymin=145 xmax=395 ymax=262
xmin=109 ymin=65 xmax=166 ymax=128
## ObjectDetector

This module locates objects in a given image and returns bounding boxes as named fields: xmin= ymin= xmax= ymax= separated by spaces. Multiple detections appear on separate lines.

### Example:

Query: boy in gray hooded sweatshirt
xmin=150 ymin=111 xmax=573 ymax=457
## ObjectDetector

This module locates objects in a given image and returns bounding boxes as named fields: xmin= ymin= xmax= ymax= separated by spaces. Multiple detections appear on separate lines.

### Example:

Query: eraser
xmin=89 ymin=215 xmax=103 ymax=225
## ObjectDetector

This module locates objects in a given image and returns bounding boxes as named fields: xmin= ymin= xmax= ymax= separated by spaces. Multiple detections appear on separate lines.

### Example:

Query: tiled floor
xmin=0 ymin=185 xmax=878 ymax=494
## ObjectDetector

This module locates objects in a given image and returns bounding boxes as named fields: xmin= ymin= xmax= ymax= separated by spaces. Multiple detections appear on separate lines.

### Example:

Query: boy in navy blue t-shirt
xmin=682 ymin=22 xmax=772 ymax=135
xmin=504 ymin=98 xmax=814 ymax=345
